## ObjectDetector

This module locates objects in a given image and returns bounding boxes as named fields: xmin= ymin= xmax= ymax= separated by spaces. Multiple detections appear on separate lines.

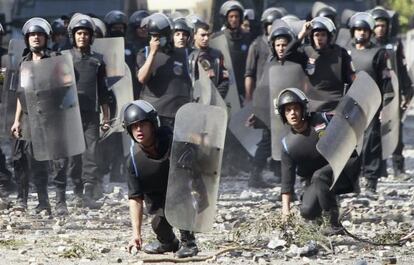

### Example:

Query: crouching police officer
xmin=277 ymin=88 xmax=360 ymax=234
xmin=125 ymin=100 xmax=198 ymax=258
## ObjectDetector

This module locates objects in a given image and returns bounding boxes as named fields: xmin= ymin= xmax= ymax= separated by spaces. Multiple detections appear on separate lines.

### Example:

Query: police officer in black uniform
xmin=125 ymin=100 xmax=198 ymax=258
xmin=188 ymin=18 xmax=229 ymax=98
xmin=10 ymin=18 xmax=56 ymax=214
xmin=277 ymin=88 xmax=360 ymax=234
xmin=370 ymin=6 xmax=413 ymax=178
xmin=56 ymin=14 xmax=110 ymax=210
xmin=347 ymin=12 xmax=391 ymax=192
xmin=172 ymin=18 xmax=191 ymax=50
xmin=212 ymin=0 xmax=251 ymax=100
xmin=296 ymin=17 xmax=355 ymax=112
xmin=51 ymin=18 xmax=71 ymax=52
xmin=137 ymin=13 xmax=192 ymax=129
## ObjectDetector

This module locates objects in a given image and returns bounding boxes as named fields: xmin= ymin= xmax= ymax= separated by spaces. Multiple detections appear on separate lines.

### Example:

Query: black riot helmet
xmin=219 ymin=0 xmax=244 ymax=28
xmin=51 ymin=18 xmax=66 ymax=35
xmin=122 ymin=100 xmax=160 ymax=140
xmin=310 ymin=16 xmax=336 ymax=46
xmin=261 ymin=7 xmax=286 ymax=25
xmin=275 ymin=88 xmax=310 ymax=124
xmin=91 ymin=17 xmax=106 ymax=38
xmin=129 ymin=10 xmax=150 ymax=29
xmin=104 ymin=10 xmax=127 ymax=28
xmin=67 ymin=13 xmax=96 ymax=45
xmin=145 ymin=12 xmax=172 ymax=37
xmin=370 ymin=6 xmax=391 ymax=23
xmin=312 ymin=1 xmax=337 ymax=23
xmin=268 ymin=20 xmax=295 ymax=57
xmin=349 ymin=12 xmax=375 ymax=39
xmin=172 ymin=17 xmax=191 ymax=35
xmin=22 ymin=17 xmax=52 ymax=48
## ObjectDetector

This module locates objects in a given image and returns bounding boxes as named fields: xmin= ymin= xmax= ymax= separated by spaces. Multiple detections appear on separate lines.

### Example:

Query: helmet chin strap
xmin=29 ymin=45 xmax=45 ymax=53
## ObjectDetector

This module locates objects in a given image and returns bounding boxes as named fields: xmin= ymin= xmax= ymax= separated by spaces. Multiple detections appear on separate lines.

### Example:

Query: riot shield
xmin=228 ymin=102 xmax=262 ymax=157
xmin=193 ymin=64 xmax=227 ymax=110
xmin=316 ymin=71 xmax=382 ymax=189
xmin=253 ymin=64 xmax=271 ymax=128
xmin=283 ymin=19 xmax=306 ymax=37
xmin=311 ymin=1 xmax=336 ymax=18
xmin=100 ymin=62 xmax=134 ymax=140
xmin=20 ymin=53 xmax=85 ymax=161
xmin=405 ymin=29 xmax=414 ymax=71
xmin=165 ymin=103 xmax=227 ymax=232
xmin=335 ymin=28 xmax=351 ymax=48
xmin=381 ymin=71 xmax=399 ymax=158
xmin=91 ymin=37 xmax=124 ymax=87
xmin=209 ymin=34 xmax=241 ymax=116
xmin=269 ymin=61 xmax=310 ymax=160
xmin=4 ymin=39 xmax=26 ymax=92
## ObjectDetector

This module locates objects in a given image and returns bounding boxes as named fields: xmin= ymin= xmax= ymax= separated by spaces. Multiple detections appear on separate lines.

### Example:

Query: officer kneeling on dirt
xmin=276 ymin=88 xmax=360 ymax=234
xmin=125 ymin=100 xmax=198 ymax=258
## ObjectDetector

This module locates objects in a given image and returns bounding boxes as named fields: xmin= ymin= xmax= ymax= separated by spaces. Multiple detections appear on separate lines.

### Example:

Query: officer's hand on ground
xmin=149 ymin=36 xmax=160 ymax=55
xmin=127 ymin=236 xmax=142 ymax=254
xmin=245 ymin=114 xmax=256 ymax=128
xmin=10 ymin=121 xmax=21 ymax=139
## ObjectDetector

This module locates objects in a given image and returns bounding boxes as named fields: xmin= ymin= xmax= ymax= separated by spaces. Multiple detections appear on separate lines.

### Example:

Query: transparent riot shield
xmin=335 ymin=28 xmax=351 ymax=48
xmin=91 ymin=37 xmax=125 ymax=87
xmin=165 ymin=103 xmax=227 ymax=232
xmin=381 ymin=71 xmax=400 ymax=158
xmin=196 ymin=65 xmax=227 ymax=110
xmin=269 ymin=61 xmax=310 ymax=160
xmin=209 ymin=34 xmax=241 ymax=116
xmin=20 ymin=53 xmax=85 ymax=161
xmin=253 ymin=64 xmax=271 ymax=129
xmin=228 ymin=102 xmax=262 ymax=157
xmin=316 ymin=71 xmax=382 ymax=189
xmin=100 ymin=62 xmax=134 ymax=140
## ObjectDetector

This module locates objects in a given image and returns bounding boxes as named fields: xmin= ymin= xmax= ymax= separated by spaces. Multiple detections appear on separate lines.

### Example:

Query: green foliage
xmin=384 ymin=0 xmax=414 ymax=32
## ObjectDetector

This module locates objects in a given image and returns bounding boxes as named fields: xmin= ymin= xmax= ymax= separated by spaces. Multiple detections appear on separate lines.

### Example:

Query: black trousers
xmin=362 ymin=115 xmax=382 ymax=180
xmin=0 ymin=146 xmax=12 ymax=192
xmin=300 ymin=157 xmax=360 ymax=220
xmin=53 ymin=112 xmax=100 ymax=193
xmin=151 ymin=212 xmax=195 ymax=244
xmin=253 ymin=128 xmax=281 ymax=175
xmin=13 ymin=139 xmax=48 ymax=202
xmin=392 ymin=118 xmax=405 ymax=171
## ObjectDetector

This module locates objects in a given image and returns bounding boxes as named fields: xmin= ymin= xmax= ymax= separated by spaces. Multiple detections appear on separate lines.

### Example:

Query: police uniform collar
xmin=23 ymin=47 xmax=52 ymax=60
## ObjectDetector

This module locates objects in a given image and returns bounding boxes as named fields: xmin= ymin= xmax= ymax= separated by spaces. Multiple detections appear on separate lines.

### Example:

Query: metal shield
xmin=20 ymin=53 xmax=85 ymax=161
xmin=228 ymin=102 xmax=262 ymax=157
xmin=100 ymin=62 xmax=134 ymax=140
xmin=209 ymin=34 xmax=241 ymax=116
xmin=316 ymin=71 xmax=382 ymax=189
xmin=269 ymin=61 xmax=310 ymax=160
xmin=91 ymin=37 xmax=125 ymax=87
xmin=165 ymin=103 xmax=227 ymax=232
xmin=381 ymin=70 xmax=400 ymax=158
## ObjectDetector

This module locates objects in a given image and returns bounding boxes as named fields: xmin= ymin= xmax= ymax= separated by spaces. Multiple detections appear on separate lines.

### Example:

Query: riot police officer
xmin=128 ymin=10 xmax=149 ymax=54
xmin=10 ymin=18 xmax=55 ymax=214
xmin=188 ymin=18 xmax=229 ymax=98
xmin=211 ymin=0 xmax=251 ymax=100
xmin=172 ymin=18 xmax=191 ymax=49
xmin=244 ymin=7 xmax=286 ymax=103
xmin=125 ymin=100 xmax=198 ymax=258
xmin=297 ymin=17 xmax=355 ymax=112
xmin=370 ymin=6 xmax=413 ymax=178
xmin=277 ymin=88 xmax=360 ymax=234
xmin=51 ymin=18 xmax=71 ymax=52
xmin=137 ymin=13 xmax=192 ymax=129
xmin=347 ymin=12 xmax=391 ymax=192
xmin=58 ymin=14 xmax=110 ymax=210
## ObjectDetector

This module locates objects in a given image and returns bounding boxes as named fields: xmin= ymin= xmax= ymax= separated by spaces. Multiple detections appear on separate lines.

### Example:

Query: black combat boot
xmin=143 ymin=238 xmax=179 ymax=254
xmin=176 ymin=231 xmax=199 ymax=258
xmin=248 ymin=166 xmax=274 ymax=188
xmin=322 ymin=206 xmax=344 ymax=236
xmin=365 ymin=178 xmax=378 ymax=193
xmin=83 ymin=183 xmax=102 ymax=209
xmin=55 ymin=190 xmax=69 ymax=216
xmin=35 ymin=189 xmax=52 ymax=215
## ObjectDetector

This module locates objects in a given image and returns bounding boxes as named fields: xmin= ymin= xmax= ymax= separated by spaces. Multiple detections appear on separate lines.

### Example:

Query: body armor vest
xmin=69 ymin=48 xmax=102 ymax=112
xmin=348 ymin=45 xmax=381 ymax=81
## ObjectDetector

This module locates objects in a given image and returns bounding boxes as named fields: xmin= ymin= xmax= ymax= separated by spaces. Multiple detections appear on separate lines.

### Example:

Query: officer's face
xmin=131 ymin=121 xmax=155 ymax=145
xmin=374 ymin=19 xmax=388 ymax=38
xmin=136 ymin=26 xmax=148 ymax=39
xmin=312 ymin=30 xmax=329 ymax=49
xmin=173 ymin=31 xmax=189 ymax=48
xmin=274 ymin=37 xmax=289 ymax=59
xmin=284 ymin=103 xmax=303 ymax=126
xmin=354 ymin=28 xmax=370 ymax=42
xmin=194 ymin=28 xmax=210 ymax=49
xmin=28 ymin=32 xmax=46 ymax=49
xmin=111 ymin=23 xmax=125 ymax=34
xmin=75 ymin=29 xmax=91 ymax=48
xmin=227 ymin=10 xmax=241 ymax=29
xmin=241 ymin=19 xmax=250 ymax=33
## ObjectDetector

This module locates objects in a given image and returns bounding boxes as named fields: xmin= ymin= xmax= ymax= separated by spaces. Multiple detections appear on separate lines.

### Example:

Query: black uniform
xmin=374 ymin=37 xmax=413 ymax=173
xmin=245 ymin=35 xmax=270 ymax=84
xmin=347 ymin=41 xmax=391 ymax=182
xmin=136 ymin=47 xmax=192 ymax=129
xmin=211 ymin=28 xmax=251 ymax=98
xmin=54 ymin=48 xmax=109 ymax=195
xmin=281 ymin=113 xmax=360 ymax=218
xmin=14 ymin=49 xmax=58 ymax=207
xmin=188 ymin=46 xmax=229 ymax=98
xmin=127 ymin=126 xmax=195 ymax=244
